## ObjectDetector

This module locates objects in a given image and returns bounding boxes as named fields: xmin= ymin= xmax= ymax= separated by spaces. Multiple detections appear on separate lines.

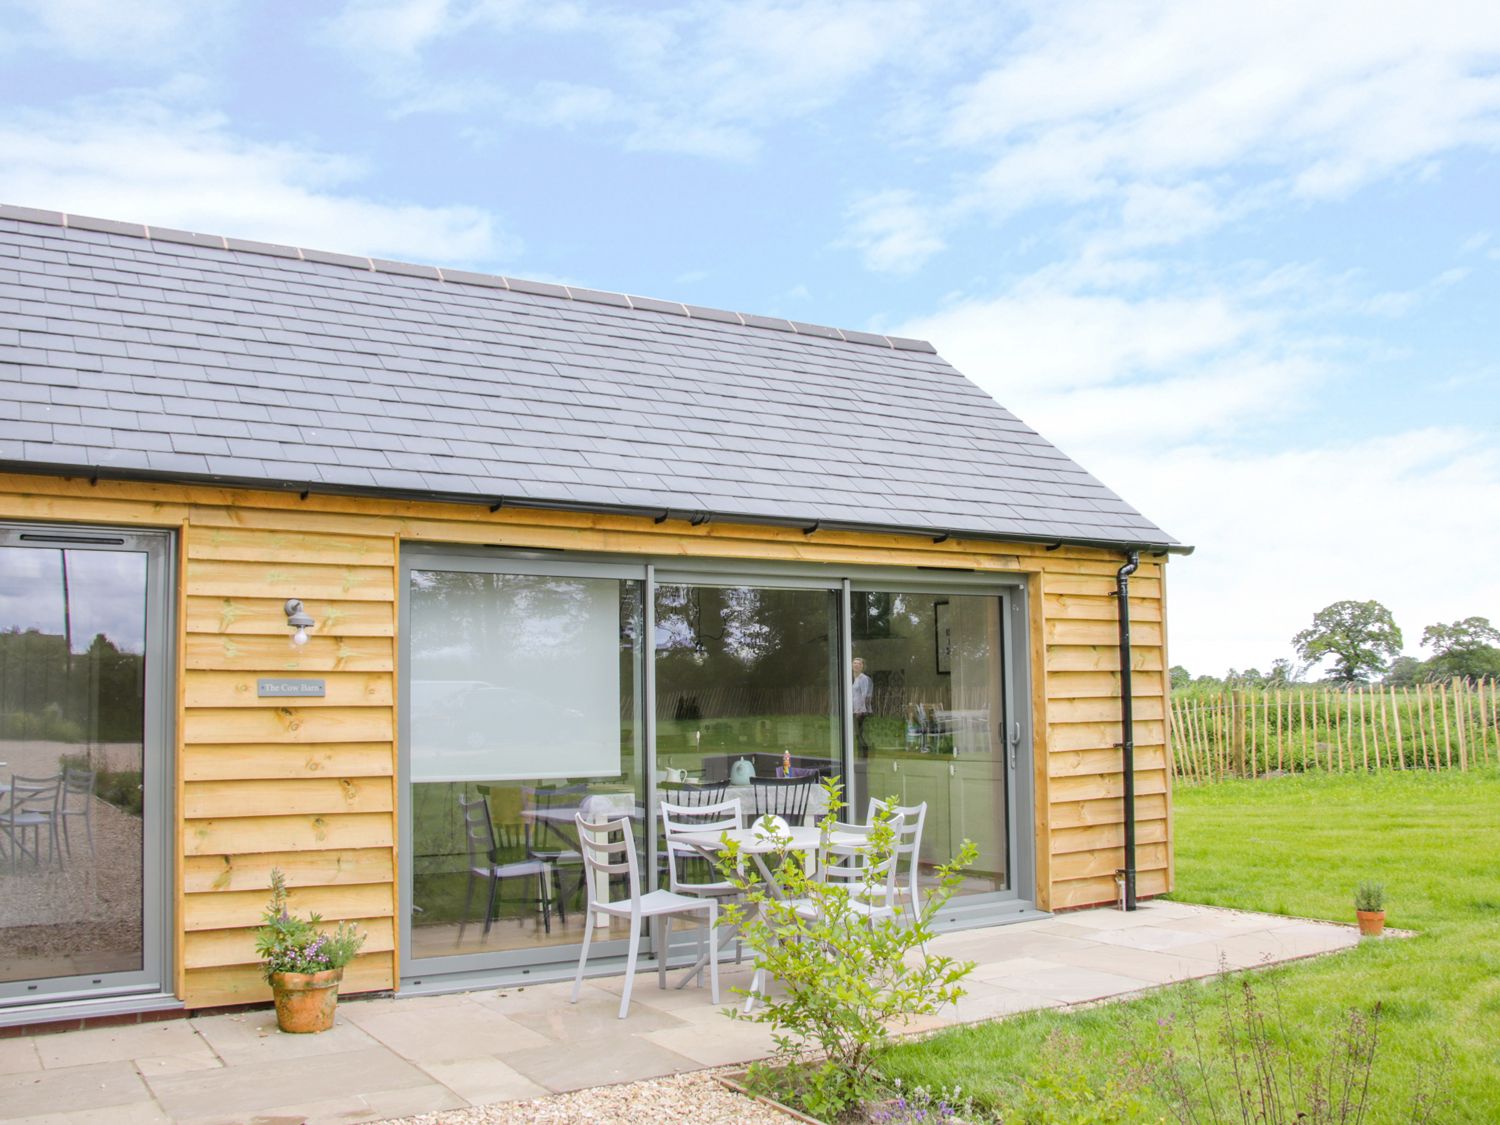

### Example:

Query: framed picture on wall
xmin=934 ymin=599 xmax=952 ymax=674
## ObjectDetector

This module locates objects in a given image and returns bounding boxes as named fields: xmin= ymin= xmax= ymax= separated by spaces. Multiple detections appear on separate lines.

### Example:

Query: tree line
xmin=1171 ymin=601 xmax=1500 ymax=691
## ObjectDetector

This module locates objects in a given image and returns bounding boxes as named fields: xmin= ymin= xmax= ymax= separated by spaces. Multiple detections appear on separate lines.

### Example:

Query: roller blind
xmin=408 ymin=570 xmax=624 ymax=782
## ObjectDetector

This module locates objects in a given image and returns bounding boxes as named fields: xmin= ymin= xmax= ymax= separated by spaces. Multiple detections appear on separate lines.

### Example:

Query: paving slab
xmin=188 ymin=1007 xmax=380 ymax=1065
xmin=0 ymin=1039 xmax=41 ymax=1076
xmin=0 ymin=1059 xmax=152 ymax=1117
xmin=33 ymin=1021 xmax=218 ymax=1072
xmin=411 ymin=1056 xmax=551 ymax=1105
xmin=499 ymin=1031 xmax=702 ymax=1093
xmin=342 ymin=997 xmax=554 ymax=1063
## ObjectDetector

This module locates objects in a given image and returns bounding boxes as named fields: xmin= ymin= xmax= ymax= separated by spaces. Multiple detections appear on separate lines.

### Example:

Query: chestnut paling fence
xmin=1168 ymin=679 xmax=1500 ymax=781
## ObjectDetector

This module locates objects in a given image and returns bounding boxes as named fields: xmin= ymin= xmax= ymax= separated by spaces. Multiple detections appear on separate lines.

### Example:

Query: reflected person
xmin=851 ymin=656 xmax=873 ymax=757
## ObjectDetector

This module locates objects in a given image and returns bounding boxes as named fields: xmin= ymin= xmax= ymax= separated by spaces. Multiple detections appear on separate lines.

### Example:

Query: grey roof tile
xmin=0 ymin=211 xmax=1177 ymax=548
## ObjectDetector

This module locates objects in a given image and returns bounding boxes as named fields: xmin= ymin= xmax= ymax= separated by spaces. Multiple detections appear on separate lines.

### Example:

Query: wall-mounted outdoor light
xmin=283 ymin=598 xmax=315 ymax=647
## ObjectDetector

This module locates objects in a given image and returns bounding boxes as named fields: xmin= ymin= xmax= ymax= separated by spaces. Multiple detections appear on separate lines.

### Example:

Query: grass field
xmin=878 ymin=768 xmax=1500 ymax=1122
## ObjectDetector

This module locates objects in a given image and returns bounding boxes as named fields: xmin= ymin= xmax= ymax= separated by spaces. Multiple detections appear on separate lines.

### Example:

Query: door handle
xmin=1009 ymin=720 xmax=1021 ymax=770
xmin=949 ymin=762 xmax=955 ymax=778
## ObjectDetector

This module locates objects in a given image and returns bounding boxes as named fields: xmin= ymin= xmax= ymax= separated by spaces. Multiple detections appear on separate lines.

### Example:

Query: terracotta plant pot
xmin=271 ymin=968 xmax=343 ymax=1033
xmin=1356 ymin=909 xmax=1386 ymax=937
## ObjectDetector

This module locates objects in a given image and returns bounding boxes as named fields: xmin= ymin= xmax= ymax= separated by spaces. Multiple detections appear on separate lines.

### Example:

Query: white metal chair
xmin=868 ymin=798 xmax=928 ymax=919
xmin=660 ymin=797 xmax=744 ymax=899
xmin=59 ymin=767 xmax=96 ymax=860
xmin=1 ymin=774 xmax=62 ymax=872
xmin=570 ymin=812 xmax=720 ymax=1020
xmin=457 ymin=793 xmax=552 ymax=941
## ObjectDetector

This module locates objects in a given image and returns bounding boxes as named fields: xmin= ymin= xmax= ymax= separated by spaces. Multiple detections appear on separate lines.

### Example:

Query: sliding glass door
xmin=850 ymin=589 xmax=1013 ymax=901
xmin=402 ymin=556 xmax=645 ymax=974
xmin=0 ymin=525 xmax=170 ymax=1006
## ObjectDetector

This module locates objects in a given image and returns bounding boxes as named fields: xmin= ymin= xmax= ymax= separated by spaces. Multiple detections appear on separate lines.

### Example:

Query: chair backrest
xmin=867 ymin=798 xmax=926 ymax=864
xmin=8 ymin=774 xmax=62 ymax=816
xmin=575 ymin=813 xmax=640 ymax=908
xmin=63 ymin=767 xmax=95 ymax=796
xmin=522 ymin=783 xmax=590 ymax=852
xmin=457 ymin=793 xmax=497 ymax=869
xmin=822 ymin=814 xmax=905 ymax=908
xmin=660 ymin=798 xmax=742 ymax=892
xmin=750 ymin=775 xmax=815 ymax=826
xmin=659 ymin=780 xmax=730 ymax=807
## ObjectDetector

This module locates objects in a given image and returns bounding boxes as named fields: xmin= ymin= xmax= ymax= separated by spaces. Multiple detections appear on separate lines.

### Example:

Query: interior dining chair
xmin=658 ymin=779 xmax=730 ymax=808
xmin=749 ymin=774 xmax=816 ymax=826
xmin=457 ymin=793 xmax=552 ymax=941
xmin=867 ymin=797 xmax=928 ymax=920
xmin=570 ymin=812 xmax=720 ymax=1020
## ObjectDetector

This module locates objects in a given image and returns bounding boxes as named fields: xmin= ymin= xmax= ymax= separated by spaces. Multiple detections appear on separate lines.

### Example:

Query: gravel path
xmin=384 ymin=1070 xmax=799 ymax=1124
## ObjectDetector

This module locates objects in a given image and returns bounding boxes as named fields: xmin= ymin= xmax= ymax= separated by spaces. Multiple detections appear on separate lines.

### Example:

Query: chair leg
xmin=85 ymin=809 xmax=94 ymax=857
xmin=483 ymin=873 xmax=500 ymax=937
xmin=539 ymin=868 xmax=552 ymax=935
xmin=459 ymin=871 xmax=477 ymax=943
xmin=657 ymin=916 xmax=670 ymax=990
xmin=707 ymin=904 xmax=720 ymax=1005
xmin=571 ymin=911 xmax=595 ymax=1004
xmin=61 ymin=816 xmax=72 ymax=860
xmin=618 ymin=919 xmax=642 ymax=1019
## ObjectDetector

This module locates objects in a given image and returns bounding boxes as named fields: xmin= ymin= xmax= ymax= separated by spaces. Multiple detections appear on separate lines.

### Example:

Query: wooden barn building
xmin=0 ymin=204 xmax=1186 ymax=1023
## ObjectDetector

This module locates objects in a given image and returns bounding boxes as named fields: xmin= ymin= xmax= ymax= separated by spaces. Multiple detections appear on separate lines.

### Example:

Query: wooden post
xmin=1390 ymin=686 xmax=1404 ymax=770
xmin=1275 ymin=689 xmax=1284 ymax=772
xmin=1299 ymin=690 xmax=1309 ymax=772
xmin=1358 ymin=687 xmax=1370 ymax=771
xmin=1232 ymin=689 xmax=1247 ymax=776
xmin=1434 ymin=684 xmax=1446 ymax=774
xmin=1456 ymin=680 xmax=1469 ymax=771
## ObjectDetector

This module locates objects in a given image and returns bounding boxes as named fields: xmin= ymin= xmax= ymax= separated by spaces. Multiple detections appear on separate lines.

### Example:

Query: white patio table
xmin=667 ymin=824 xmax=862 ymax=990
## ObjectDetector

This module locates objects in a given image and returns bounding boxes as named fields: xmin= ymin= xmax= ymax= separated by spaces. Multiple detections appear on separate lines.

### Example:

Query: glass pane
xmin=408 ymin=571 xmax=644 ymax=961
xmin=852 ymin=591 xmax=1008 ymax=896
xmin=0 ymin=546 xmax=148 ymax=983
xmin=654 ymin=585 xmax=841 ymax=824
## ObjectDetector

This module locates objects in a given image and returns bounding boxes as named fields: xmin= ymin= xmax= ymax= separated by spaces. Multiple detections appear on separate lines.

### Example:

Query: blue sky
xmin=2 ymin=0 xmax=1497 ymax=676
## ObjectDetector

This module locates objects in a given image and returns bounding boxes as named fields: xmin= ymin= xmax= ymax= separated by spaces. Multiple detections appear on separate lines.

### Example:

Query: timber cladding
xmin=0 ymin=470 xmax=1170 ymax=1007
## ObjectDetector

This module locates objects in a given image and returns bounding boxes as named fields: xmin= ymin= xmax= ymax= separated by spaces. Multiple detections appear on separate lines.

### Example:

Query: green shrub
xmin=722 ymin=779 xmax=977 ymax=1119
xmin=1355 ymin=880 xmax=1385 ymax=912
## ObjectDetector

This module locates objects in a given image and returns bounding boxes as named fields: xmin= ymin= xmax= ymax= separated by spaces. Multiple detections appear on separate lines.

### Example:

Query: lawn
xmin=878 ymin=768 xmax=1500 ymax=1122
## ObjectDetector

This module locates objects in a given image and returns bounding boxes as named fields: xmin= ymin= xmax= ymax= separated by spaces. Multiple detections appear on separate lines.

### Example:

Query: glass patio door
xmin=850 ymin=589 xmax=1012 ymax=900
xmin=0 ymin=525 xmax=170 ymax=1005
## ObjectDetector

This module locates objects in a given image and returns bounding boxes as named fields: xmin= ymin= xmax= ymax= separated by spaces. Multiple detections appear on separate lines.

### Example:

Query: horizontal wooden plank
xmin=187 ymin=526 xmax=396 ymax=566
xmin=1051 ymin=866 xmax=1170 ymax=910
xmin=184 ymin=706 xmax=394 ymax=745
xmin=184 ymin=951 xmax=393 ymax=1009
xmin=1049 ymin=793 xmax=1168 ymax=831
xmin=186 ymin=596 xmax=395 ymax=638
xmin=184 ymin=671 xmax=394 ymax=709
xmin=1046 ymin=619 xmax=1164 ymax=647
xmin=184 ymin=778 xmax=394 ymax=819
xmin=182 ymin=848 xmax=395 ymax=894
xmin=183 ymin=883 xmax=393 ymax=932
xmin=1049 ymin=719 xmax=1165 ymax=753
xmin=185 ymin=559 xmax=395 ymax=602
xmin=185 ymin=633 xmax=394 ymax=672
xmin=1047 ymin=670 xmax=1166 ymax=700
xmin=185 ymin=918 xmax=394 ymax=971
xmin=1042 ymin=573 xmax=1162 ymax=599
xmin=1048 ymin=746 xmax=1167 ymax=778
xmin=1043 ymin=593 xmax=1162 ymax=623
xmin=1050 ymin=819 xmax=1168 ymax=856
xmin=1050 ymin=696 xmax=1166 ymax=724
xmin=1043 ymin=645 xmax=1165 ymax=673
xmin=1048 ymin=768 xmax=1169 ymax=804
xmin=1051 ymin=842 xmax=1170 ymax=882
xmin=184 ymin=813 xmax=394 ymax=855
xmin=183 ymin=743 xmax=394 ymax=781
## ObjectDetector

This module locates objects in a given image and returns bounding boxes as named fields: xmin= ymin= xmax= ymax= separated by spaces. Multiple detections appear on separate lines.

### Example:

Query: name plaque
xmin=257 ymin=678 xmax=327 ymax=698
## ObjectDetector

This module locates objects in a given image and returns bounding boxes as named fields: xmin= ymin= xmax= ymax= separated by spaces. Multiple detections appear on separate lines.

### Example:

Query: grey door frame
xmin=0 ymin=522 xmax=175 ymax=1008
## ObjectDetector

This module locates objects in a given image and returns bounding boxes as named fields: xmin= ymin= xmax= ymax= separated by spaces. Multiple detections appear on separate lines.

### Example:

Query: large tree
xmin=1292 ymin=600 xmax=1403 ymax=683
xmin=1421 ymin=616 xmax=1500 ymax=680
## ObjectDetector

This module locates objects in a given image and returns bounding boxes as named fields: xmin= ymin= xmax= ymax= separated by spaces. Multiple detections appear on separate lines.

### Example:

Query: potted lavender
xmin=254 ymin=869 xmax=365 ymax=1033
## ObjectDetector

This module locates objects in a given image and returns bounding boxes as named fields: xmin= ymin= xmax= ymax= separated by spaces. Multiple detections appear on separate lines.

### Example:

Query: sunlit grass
xmin=879 ymin=768 xmax=1500 ymax=1121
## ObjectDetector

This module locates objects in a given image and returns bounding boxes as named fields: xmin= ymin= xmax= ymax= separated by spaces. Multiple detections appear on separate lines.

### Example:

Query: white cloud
xmin=841 ymin=190 xmax=947 ymax=274
xmin=0 ymin=101 xmax=512 ymax=264
xmin=2 ymin=0 xmax=223 ymax=59
xmin=1092 ymin=430 xmax=1500 ymax=677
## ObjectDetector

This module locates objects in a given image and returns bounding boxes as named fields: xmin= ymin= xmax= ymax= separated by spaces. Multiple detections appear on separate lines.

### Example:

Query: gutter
xmin=1115 ymin=548 xmax=1141 ymax=910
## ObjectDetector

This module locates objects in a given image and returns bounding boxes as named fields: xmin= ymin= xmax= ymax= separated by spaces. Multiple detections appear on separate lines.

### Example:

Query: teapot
xmin=729 ymin=756 xmax=755 ymax=785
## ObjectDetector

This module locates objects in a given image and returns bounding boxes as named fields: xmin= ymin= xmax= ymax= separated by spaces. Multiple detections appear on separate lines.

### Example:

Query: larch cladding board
xmin=0 ymin=471 xmax=1170 ymax=1005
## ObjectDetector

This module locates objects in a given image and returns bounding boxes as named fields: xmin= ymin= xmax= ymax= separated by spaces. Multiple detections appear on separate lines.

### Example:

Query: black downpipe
xmin=1116 ymin=549 xmax=1140 ymax=910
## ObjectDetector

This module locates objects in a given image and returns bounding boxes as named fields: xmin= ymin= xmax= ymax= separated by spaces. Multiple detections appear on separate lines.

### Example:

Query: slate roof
xmin=0 ymin=205 xmax=1181 ymax=551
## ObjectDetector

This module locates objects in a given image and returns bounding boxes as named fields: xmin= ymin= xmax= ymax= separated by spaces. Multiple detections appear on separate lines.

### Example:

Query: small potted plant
xmin=1354 ymin=881 xmax=1385 ymax=937
xmin=255 ymin=869 xmax=365 ymax=1033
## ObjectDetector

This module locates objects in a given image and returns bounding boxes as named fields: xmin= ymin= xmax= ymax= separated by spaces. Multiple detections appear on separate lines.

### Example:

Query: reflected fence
xmin=1169 ymin=679 xmax=1500 ymax=780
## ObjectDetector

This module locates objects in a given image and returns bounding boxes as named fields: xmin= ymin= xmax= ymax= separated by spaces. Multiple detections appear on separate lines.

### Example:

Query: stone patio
xmin=0 ymin=901 xmax=1361 ymax=1124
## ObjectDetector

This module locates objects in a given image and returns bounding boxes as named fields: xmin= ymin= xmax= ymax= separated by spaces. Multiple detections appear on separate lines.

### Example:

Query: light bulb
xmin=291 ymin=626 xmax=310 ymax=647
